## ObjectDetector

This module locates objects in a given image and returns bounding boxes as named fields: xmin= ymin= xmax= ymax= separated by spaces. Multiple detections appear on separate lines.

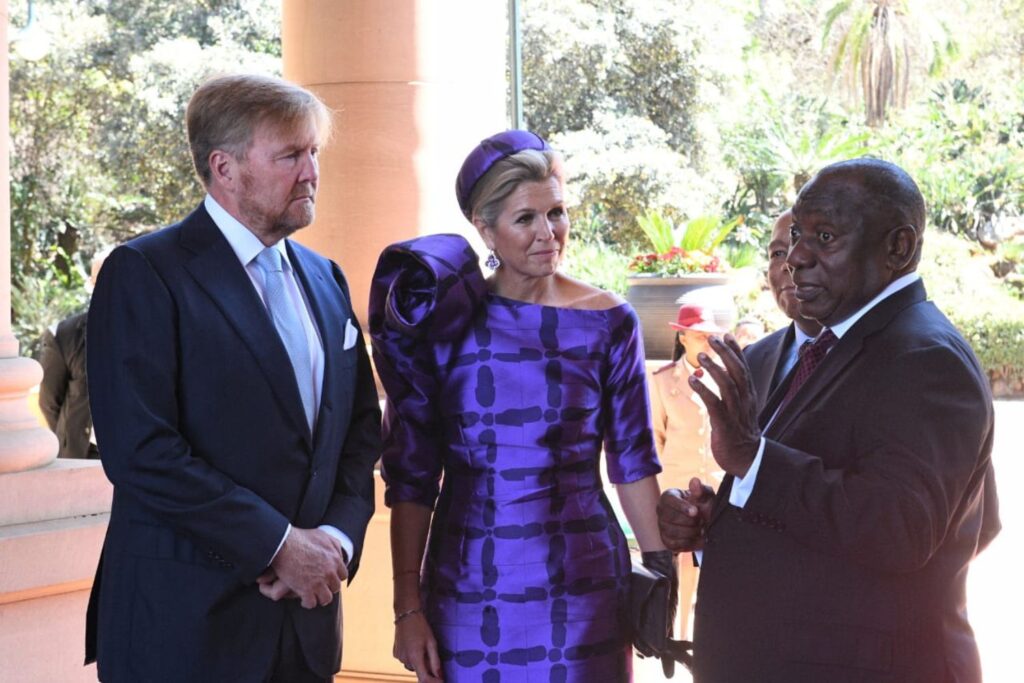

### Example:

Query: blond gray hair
xmin=469 ymin=149 xmax=563 ymax=227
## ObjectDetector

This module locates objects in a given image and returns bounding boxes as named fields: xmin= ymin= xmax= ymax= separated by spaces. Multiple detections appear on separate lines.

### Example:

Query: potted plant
xmin=626 ymin=211 xmax=741 ymax=360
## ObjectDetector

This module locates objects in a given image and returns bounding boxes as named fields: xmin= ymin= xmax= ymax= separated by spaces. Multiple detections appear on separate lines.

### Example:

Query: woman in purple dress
xmin=370 ymin=131 xmax=672 ymax=682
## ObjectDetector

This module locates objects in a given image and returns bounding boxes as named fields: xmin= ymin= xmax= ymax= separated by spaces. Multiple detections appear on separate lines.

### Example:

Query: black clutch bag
xmin=631 ymin=555 xmax=693 ymax=677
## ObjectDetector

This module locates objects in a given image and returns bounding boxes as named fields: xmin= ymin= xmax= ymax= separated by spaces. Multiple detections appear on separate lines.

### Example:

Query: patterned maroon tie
xmin=778 ymin=329 xmax=838 ymax=410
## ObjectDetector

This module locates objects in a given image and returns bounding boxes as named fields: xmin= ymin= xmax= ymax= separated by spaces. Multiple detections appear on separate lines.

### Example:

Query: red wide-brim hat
xmin=668 ymin=303 xmax=728 ymax=333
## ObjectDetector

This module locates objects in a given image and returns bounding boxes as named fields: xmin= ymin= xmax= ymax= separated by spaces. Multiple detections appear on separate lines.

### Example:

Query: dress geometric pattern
xmin=370 ymin=235 xmax=662 ymax=682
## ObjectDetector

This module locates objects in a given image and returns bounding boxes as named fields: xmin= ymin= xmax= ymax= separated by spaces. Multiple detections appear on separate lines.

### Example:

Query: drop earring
xmin=485 ymin=251 xmax=501 ymax=270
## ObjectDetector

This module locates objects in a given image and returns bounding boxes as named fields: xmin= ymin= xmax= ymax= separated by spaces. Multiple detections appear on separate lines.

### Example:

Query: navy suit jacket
xmin=84 ymin=205 xmax=381 ymax=681
xmin=743 ymin=323 xmax=793 ymax=412
xmin=694 ymin=280 xmax=997 ymax=683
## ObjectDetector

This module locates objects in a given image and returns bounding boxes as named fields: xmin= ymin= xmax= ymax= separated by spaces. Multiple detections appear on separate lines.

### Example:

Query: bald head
xmin=787 ymin=158 xmax=923 ymax=327
xmin=795 ymin=158 xmax=925 ymax=272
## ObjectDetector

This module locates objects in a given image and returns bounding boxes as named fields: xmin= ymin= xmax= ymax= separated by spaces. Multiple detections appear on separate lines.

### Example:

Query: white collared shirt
xmin=730 ymin=272 xmax=922 ymax=508
xmin=204 ymin=195 xmax=325 ymax=427
xmin=204 ymin=194 xmax=352 ymax=567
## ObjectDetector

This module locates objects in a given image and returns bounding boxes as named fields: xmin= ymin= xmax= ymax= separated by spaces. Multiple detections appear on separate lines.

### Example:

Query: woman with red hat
xmin=648 ymin=301 xmax=728 ymax=639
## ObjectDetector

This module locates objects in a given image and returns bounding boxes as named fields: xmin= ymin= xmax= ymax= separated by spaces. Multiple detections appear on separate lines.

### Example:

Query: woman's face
xmin=679 ymin=329 xmax=717 ymax=361
xmin=478 ymin=177 xmax=569 ymax=280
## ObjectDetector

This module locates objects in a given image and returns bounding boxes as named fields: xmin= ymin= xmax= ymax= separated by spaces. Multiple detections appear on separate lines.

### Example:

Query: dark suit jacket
xmin=85 ymin=205 xmax=381 ymax=682
xmin=743 ymin=323 xmax=793 ymax=413
xmin=694 ymin=280 xmax=997 ymax=683
xmin=39 ymin=310 xmax=99 ymax=459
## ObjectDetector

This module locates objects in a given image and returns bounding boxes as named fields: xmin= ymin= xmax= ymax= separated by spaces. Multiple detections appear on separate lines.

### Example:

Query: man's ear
xmin=208 ymin=149 xmax=237 ymax=191
xmin=887 ymin=224 xmax=918 ymax=272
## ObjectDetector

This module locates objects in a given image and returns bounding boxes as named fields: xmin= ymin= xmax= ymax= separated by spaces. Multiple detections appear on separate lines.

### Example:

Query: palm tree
xmin=823 ymin=0 xmax=958 ymax=126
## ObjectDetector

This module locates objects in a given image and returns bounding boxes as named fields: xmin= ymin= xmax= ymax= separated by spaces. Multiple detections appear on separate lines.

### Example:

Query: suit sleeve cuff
xmin=319 ymin=525 xmax=353 ymax=566
xmin=268 ymin=523 xmax=292 ymax=565
xmin=728 ymin=437 xmax=766 ymax=508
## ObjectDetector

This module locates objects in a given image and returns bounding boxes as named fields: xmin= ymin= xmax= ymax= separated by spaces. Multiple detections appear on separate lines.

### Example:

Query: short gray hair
xmin=186 ymin=73 xmax=332 ymax=186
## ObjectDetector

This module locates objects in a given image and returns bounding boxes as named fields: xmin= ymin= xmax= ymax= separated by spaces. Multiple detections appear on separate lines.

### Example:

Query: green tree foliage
xmin=876 ymin=79 xmax=1024 ymax=240
xmin=9 ymin=0 xmax=280 ymax=357
xmin=723 ymin=92 xmax=871 ymax=231
xmin=822 ymin=0 xmax=958 ymax=126
xmin=521 ymin=0 xmax=735 ymax=250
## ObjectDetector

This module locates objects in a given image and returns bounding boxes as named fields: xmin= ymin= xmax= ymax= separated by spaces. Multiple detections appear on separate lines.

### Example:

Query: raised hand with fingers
xmin=689 ymin=334 xmax=762 ymax=477
xmin=658 ymin=477 xmax=716 ymax=553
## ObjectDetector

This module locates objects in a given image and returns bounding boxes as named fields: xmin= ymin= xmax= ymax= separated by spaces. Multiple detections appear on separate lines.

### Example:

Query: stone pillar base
xmin=0 ymin=355 xmax=58 ymax=474
xmin=0 ymin=459 xmax=112 ymax=682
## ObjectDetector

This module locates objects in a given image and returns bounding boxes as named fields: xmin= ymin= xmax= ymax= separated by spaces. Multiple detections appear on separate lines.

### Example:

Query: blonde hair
xmin=469 ymin=149 xmax=563 ymax=227
xmin=186 ymin=73 xmax=332 ymax=186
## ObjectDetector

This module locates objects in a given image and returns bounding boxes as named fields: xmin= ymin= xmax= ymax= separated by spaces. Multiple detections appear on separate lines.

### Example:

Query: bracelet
xmin=394 ymin=607 xmax=423 ymax=624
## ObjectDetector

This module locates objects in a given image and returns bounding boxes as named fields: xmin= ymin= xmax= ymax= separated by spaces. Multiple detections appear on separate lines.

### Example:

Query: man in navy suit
xmin=85 ymin=74 xmax=381 ymax=682
xmin=744 ymin=209 xmax=822 ymax=410
xmin=659 ymin=159 xmax=998 ymax=682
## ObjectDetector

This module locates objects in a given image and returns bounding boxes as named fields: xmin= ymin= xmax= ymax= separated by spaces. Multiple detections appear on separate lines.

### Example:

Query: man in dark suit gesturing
xmin=659 ymin=159 xmax=998 ymax=682
xmin=85 ymin=74 xmax=381 ymax=682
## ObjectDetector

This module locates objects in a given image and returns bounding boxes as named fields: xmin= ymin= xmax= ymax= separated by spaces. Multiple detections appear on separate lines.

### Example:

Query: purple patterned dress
xmin=370 ymin=235 xmax=661 ymax=682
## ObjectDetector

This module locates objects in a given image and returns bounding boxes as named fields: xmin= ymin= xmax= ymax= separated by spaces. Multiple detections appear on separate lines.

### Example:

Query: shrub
xmin=916 ymin=232 xmax=1024 ymax=392
xmin=563 ymin=238 xmax=631 ymax=296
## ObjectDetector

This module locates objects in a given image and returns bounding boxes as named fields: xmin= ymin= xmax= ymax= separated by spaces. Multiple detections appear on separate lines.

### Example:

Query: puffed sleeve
xmin=602 ymin=304 xmax=662 ymax=484
xmin=368 ymin=233 xmax=487 ymax=508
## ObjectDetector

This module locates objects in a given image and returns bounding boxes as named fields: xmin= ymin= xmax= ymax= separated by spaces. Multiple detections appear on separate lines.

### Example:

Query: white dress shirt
xmin=204 ymin=194 xmax=353 ymax=566
xmin=729 ymin=272 xmax=922 ymax=508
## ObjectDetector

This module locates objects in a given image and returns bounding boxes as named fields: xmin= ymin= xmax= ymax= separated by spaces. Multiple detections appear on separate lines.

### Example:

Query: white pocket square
xmin=343 ymin=318 xmax=359 ymax=350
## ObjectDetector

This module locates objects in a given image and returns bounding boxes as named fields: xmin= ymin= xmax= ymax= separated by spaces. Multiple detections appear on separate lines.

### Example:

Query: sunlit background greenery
xmin=8 ymin=0 xmax=1024 ymax=387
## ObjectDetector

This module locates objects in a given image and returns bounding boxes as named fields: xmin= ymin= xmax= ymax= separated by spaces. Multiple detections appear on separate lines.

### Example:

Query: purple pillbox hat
xmin=455 ymin=130 xmax=551 ymax=219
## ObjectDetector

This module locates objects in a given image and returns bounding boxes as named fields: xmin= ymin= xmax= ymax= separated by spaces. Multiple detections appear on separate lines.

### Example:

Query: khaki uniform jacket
xmin=646 ymin=360 xmax=722 ymax=489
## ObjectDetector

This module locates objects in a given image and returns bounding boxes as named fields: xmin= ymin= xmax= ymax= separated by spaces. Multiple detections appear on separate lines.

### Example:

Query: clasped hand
xmin=658 ymin=478 xmax=715 ymax=552
xmin=256 ymin=527 xmax=347 ymax=609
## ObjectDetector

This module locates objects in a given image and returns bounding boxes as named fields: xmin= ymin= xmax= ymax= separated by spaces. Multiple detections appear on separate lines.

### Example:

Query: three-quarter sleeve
xmin=368 ymin=234 xmax=486 ymax=508
xmin=602 ymin=305 xmax=662 ymax=484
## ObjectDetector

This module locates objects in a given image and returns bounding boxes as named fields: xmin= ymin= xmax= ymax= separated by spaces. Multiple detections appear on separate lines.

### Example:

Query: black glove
xmin=641 ymin=550 xmax=679 ymax=677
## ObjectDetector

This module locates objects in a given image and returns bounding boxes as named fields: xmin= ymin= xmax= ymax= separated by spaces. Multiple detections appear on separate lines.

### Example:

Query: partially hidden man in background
xmin=85 ymin=74 xmax=381 ymax=683
xmin=659 ymin=158 xmax=1000 ymax=682
xmin=39 ymin=250 xmax=109 ymax=459
xmin=743 ymin=208 xmax=822 ymax=412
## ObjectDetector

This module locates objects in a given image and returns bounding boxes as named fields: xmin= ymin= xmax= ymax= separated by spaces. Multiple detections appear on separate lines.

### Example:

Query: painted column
xmin=0 ymin=0 xmax=56 ymax=474
xmin=0 ymin=5 xmax=113 ymax=681
xmin=283 ymin=0 xmax=508 ymax=323
xmin=282 ymin=3 xmax=508 ymax=680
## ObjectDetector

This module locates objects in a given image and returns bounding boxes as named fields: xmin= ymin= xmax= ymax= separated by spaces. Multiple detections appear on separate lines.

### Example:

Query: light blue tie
xmin=255 ymin=247 xmax=315 ymax=431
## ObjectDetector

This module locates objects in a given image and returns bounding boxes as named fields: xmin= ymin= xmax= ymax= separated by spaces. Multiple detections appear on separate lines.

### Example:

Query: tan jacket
xmin=646 ymin=359 xmax=722 ymax=489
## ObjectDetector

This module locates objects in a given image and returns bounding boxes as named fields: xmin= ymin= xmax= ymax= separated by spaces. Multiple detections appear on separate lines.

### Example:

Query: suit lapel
xmin=288 ymin=245 xmax=331 ymax=444
xmin=179 ymin=207 xmax=313 ymax=449
xmin=709 ymin=281 xmax=928 ymax=529
xmin=767 ymin=325 xmax=795 ymax=394
xmin=764 ymin=279 xmax=927 ymax=440
xmin=752 ymin=325 xmax=793 ymax=410
xmin=287 ymin=242 xmax=350 ymax=452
